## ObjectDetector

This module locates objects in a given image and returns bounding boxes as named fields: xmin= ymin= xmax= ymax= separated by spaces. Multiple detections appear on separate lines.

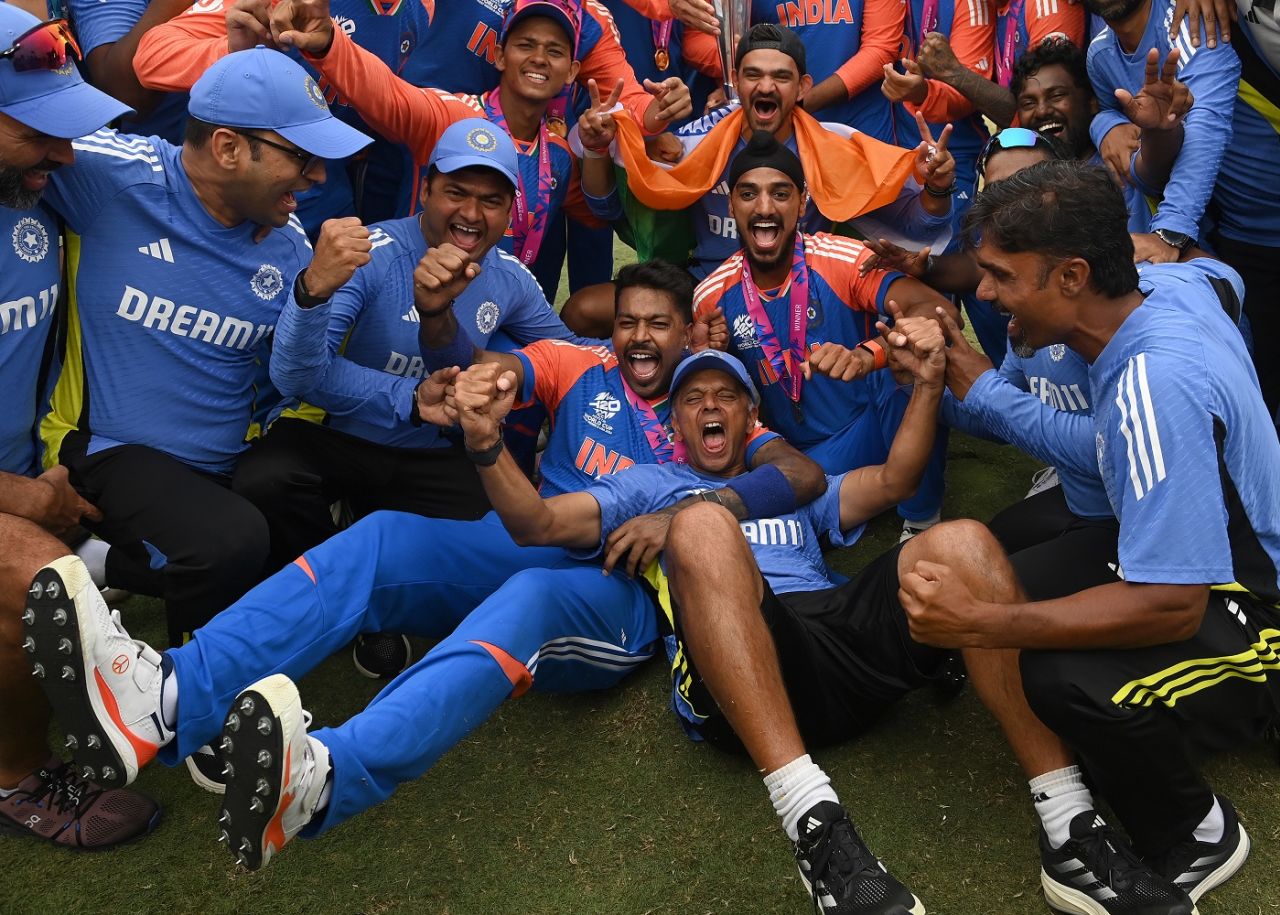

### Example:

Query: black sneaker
xmin=1148 ymin=795 xmax=1250 ymax=903
xmin=184 ymin=744 xmax=226 ymax=795
xmin=351 ymin=632 xmax=412 ymax=679
xmin=1040 ymin=811 xmax=1196 ymax=915
xmin=793 ymin=801 xmax=925 ymax=914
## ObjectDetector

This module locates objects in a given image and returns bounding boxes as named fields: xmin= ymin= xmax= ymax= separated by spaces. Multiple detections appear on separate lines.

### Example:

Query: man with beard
xmin=578 ymin=23 xmax=958 ymax=282
xmin=692 ymin=132 xmax=954 ymax=541
xmin=21 ymin=260 xmax=825 ymax=871
xmin=910 ymin=160 xmax=1267 ymax=915
xmin=0 ymin=3 xmax=163 ymax=848
xmin=1086 ymin=0 xmax=1280 ymax=420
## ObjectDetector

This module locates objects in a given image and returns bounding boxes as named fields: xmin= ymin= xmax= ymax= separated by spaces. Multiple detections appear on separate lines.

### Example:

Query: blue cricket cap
xmin=188 ymin=47 xmax=370 ymax=159
xmin=672 ymin=350 xmax=760 ymax=405
xmin=427 ymin=118 xmax=520 ymax=191
xmin=501 ymin=0 xmax=582 ymax=56
xmin=0 ymin=4 xmax=132 ymax=138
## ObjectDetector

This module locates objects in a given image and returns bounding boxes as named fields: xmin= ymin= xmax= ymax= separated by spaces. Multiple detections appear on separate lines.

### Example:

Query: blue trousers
xmin=162 ymin=511 xmax=657 ymax=834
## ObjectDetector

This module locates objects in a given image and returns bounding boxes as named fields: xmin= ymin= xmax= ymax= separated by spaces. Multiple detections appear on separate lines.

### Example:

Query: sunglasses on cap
xmin=976 ymin=127 xmax=1051 ymax=179
xmin=0 ymin=18 xmax=81 ymax=73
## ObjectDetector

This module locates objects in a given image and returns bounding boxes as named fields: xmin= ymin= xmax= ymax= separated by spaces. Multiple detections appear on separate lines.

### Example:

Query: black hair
xmin=422 ymin=164 xmax=516 ymax=197
xmin=613 ymin=260 xmax=695 ymax=323
xmin=734 ymin=23 xmax=807 ymax=76
xmin=963 ymin=159 xmax=1138 ymax=297
xmin=1010 ymin=36 xmax=1092 ymax=100
xmin=184 ymin=116 xmax=263 ymax=161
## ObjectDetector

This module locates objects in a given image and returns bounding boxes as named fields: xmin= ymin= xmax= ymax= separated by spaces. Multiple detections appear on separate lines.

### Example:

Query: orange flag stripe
xmin=614 ymin=107 xmax=918 ymax=224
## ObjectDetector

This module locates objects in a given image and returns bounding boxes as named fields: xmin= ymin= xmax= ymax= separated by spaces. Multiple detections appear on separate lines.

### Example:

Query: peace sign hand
xmin=912 ymin=111 xmax=955 ymax=193
xmin=579 ymin=78 xmax=624 ymax=152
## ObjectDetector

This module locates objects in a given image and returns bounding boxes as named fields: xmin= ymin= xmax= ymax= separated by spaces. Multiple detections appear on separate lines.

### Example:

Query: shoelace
xmin=804 ymin=817 xmax=877 ymax=908
xmin=23 ymin=764 xmax=103 ymax=817
xmin=1077 ymin=820 xmax=1148 ymax=891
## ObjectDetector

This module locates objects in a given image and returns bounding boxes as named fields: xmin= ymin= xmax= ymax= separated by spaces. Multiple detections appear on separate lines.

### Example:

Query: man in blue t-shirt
xmin=915 ymin=160 xmax=1277 ymax=914
xmin=232 ymin=119 xmax=596 ymax=573
xmin=0 ymin=2 xmax=162 ymax=850
xmin=39 ymin=47 xmax=370 ymax=649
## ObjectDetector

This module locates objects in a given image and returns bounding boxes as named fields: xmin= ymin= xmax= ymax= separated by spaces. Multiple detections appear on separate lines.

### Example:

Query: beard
xmin=0 ymin=157 xmax=60 ymax=210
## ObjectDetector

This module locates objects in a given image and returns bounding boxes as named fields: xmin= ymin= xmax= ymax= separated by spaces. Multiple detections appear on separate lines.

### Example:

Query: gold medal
xmin=547 ymin=116 xmax=567 ymax=138
xmin=654 ymin=47 xmax=670 ymax=71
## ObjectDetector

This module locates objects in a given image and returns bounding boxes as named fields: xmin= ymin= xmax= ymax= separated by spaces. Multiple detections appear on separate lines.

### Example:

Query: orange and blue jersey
xmin=693 ymin=233 xmax=902 ymax=453
xmin=994 ymin=0 xmax=1086 ymax=88
xmin=512 ymin=339 xmax=777 ymax=497
xmin=757 ymin=0 xmax=905 ymax=140
xmin=601 ymin=0 xmax=716 ymax=128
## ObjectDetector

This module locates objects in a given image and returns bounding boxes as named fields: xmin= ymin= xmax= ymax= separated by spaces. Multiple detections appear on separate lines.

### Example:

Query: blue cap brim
xmin=432 ymin=152 xmax=519 ymax=191
xmin=672 ymin=352 xmax=760 ymax=404
xmin=276 ymin=116 xmax=372 ymax=160
xmin=502 ymin=6 xmax=578 ymax=52
xmin=2 ymin=79 xmax=133 ymax=139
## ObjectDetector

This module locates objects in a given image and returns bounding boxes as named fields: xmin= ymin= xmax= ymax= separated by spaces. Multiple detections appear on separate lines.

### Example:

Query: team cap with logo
xmin=0 ymin=4 xmax=132 ymax=138
xmin=428 ymin=118 xmax=520 ymax=191
xmin=188 ymin=46 xmax=371 ymax=159
xmin=501 ymin=0 xmax=583 ymax=56
xmin=672 ymin=350 xmax=761 ymax=405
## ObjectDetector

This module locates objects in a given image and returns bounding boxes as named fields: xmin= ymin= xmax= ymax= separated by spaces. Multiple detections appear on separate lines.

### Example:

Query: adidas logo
xmin=401 ymin=306 xmax=419 ymax=324
xmin=137 ymin=238 xmax=174 ymax=263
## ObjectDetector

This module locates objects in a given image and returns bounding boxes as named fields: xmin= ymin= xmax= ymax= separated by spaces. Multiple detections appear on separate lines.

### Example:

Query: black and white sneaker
xmin=1040 ymin=811 xmax=1196 ymax=915
xmin=351 ymin=632 xmax=412 ymax=679
xmin=184 ymin=744 xmax=226 ymax=795
xmin=793 ymin=801 xmax=925 ymax=914
xmin=1149 ymin=796 xmax=1250 ymax=903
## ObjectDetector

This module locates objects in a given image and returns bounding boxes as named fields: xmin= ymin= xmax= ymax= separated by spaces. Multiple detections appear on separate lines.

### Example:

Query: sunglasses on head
xmin=976 ymin=127 xmax=1051 ymax=179
xmin=0 ymin=19 xmax=81 ymax=73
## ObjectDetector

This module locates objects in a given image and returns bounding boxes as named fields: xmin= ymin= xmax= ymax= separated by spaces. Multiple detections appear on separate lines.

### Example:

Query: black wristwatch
xmin=465 ymin=438 xmax=505 ymax=466
xmin=1153 ymin=228 xmax=1194 ymax=254
xmin=293 ymin=270 xmax=329 ymax=309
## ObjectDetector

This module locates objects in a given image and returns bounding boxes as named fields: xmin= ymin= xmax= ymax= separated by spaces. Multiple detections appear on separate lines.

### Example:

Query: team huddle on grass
xmin=1 ymin=0 xmax=1278 ymax=913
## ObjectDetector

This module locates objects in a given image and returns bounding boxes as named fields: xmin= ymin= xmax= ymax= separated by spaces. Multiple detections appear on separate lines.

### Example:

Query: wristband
xmin=582 ymin=147 xmax=608 ymax=159
xmin=465 ymin=438 xmax=505 ymax=466
xmin=856 ymin=338 xmax=888 ymax=371
xmin=924 ymin=181 xmax=956 ymax=198
xmin=725 ymin=464 xmax=797 ymax=519
xmin=293 ymin=270 xmax=328 ymax=309
xmin=415 ymin=299 xmax=455 ymax=321
xmin=419 ymin=320 xmax=477 ymax=374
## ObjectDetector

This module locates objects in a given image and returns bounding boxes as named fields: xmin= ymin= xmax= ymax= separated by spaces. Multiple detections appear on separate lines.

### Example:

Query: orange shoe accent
xmin=93 ymin=669 xmax=158 ymax=768
xmin=471 ymin=641 xmax=532 ymax=698
xmin=293 ymin=556 xmax=316 ymax=584
xmin=262 ymin=744 xmax=295 ymax=859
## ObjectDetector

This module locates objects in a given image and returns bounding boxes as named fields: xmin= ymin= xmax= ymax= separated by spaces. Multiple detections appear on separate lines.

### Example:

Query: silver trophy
xmin=713 ymin=0 xmax=751 ymax=101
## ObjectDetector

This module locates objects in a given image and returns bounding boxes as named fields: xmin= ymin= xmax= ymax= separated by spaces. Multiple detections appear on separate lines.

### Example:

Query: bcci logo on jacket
xmin=584 ymin=391 xmax=621 ymax=434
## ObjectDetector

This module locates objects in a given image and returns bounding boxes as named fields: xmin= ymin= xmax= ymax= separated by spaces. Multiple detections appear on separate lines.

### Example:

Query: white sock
xmin=1031 ymin=765 xmax=1095 ymax=849
xmin=764 ymin=754 xmax=839 ymax=841
xmin=1193 ymin=796 xmax=1224 ymax=843
xmin=74 ymin=537 xmax=110 ymax=589
xmin=159 ymin=665 xmax=178 ymax=731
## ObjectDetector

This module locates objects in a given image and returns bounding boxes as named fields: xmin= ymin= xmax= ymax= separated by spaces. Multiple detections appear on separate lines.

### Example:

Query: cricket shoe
xmin=23 ymin=556 xmax=172 ymax=789
xmin=185 ymin=744 xmax=226 ymax=795
xmin=794 ymin=801 xmax=926 ymax=914
xmin=218 ymin=675 xmax=329 ymax=870
xmin=351 ymin=631 xmax=412 ymax=679
xmin=0 ymin=755 xmax=160 ymax=848
xmin=1149 ymin=795 xmax=1249 ymax=903
xmin=1040 ymin=811 xmax=1197 ymax=915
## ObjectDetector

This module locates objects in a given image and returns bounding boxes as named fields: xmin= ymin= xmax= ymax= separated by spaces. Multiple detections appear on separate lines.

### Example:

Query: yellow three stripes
xmin=1112 ymin=628 xmax=1280 ymax=709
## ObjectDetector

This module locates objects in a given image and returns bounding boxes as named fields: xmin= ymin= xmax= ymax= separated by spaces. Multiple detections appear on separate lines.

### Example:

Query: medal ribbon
xmin=908 ymin=0 xmax=940 ymax=53
xmin=741 ymin=233 xmax=809 ymax=404
xmin=996 ymin=0 xmax=1025 ymax=87
xmin=484 ymin=88 xmax=553 ymax=266
xmin=621 ymin=379 xmax=687 ymax=464
xmin=651 ymin=18 xmax=674 ymax=69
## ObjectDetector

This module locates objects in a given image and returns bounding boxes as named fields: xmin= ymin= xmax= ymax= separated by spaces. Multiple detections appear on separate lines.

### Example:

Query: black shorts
xmin=669 ymin=544 xmax=954 ymax=752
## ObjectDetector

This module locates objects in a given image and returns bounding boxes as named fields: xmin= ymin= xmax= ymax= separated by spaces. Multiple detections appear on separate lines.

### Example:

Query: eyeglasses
xmin=0 ymin=18 xmax=81 ymax=73
xmin=230 ymin=128 xmax=320 ymax=175
xmin=976 ymin=127 xmax=1051 ymax=179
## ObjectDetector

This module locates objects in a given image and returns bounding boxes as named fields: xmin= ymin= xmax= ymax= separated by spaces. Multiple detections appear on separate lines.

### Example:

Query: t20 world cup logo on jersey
xmin=12 ymin=217 xmax=49 ymax=264
xmin=250 ymin=264 xmax=284 ymax=301
xmin=584 ymin=391 xmax=621 ymax=434
xmin=732 ymin=313 xmax=760 ymax=350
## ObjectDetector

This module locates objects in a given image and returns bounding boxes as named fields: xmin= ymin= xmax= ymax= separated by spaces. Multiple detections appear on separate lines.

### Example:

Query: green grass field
xmin=7 ymin=250 xmax=1279 ymax=914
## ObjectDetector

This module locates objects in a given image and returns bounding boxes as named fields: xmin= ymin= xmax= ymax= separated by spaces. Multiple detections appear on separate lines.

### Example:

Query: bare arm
xmin=83 ymin=0 xmax=194 ymax=116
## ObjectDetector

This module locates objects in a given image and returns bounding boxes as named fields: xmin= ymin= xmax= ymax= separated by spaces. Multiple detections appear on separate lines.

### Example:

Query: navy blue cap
xmin=0 ymin=4 xmax=132 ymax=138
xmin=188 ymin=47 xmax=370 ymax=159
xmin=671 ymin=350 xmax=760 ymax=405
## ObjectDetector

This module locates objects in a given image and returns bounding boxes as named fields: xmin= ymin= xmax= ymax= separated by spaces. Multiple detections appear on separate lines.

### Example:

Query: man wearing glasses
xmin=0 ymin=3 xmax=162 ymax=849
xmin=36 ymin=45 xmax=371 ymax=658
